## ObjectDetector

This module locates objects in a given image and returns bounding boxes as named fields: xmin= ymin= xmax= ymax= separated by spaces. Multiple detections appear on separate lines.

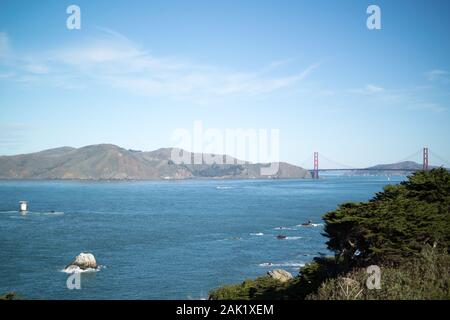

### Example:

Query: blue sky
xmin=0 ymin=0 xmax=449 ymax=168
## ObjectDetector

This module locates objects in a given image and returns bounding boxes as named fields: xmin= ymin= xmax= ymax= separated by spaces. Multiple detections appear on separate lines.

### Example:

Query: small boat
xmin=276 ymin=234 xmax=287 ymax=240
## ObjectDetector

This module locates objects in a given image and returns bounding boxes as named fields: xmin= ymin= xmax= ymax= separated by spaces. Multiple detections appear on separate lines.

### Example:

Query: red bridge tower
xmin=313 ymin=152 xmax=319 ymax=179
xmin=423 ymin=147 xmax=429 ymax=171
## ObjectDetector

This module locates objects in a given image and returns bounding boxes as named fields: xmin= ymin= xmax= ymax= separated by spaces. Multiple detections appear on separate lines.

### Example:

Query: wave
xmin=218 ymin=237 xmax=242 ymax=241
xmin=285 ymin=236 xmax=302 ymax=240
xmin=258 ymin=262 xmax=305 ymax=268
xmin=216 ymin=186 xmax=234 ymax=189
xmin=1 ymin=210 xmax=65 ymax=216
xmin=295 ymin=223 xmax=323 ymax=228
xmin=34 ymin=211 xmax=65 ymax=216
xmin=61 ymin=265 xmax=104 ymax=274
xmin=273 ymin=227 xmax=295 ymax=230
xmin=250 ymin=232 xmax=264 ymax=236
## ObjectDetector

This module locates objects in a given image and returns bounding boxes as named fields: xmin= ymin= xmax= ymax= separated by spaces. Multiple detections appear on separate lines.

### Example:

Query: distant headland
xmin=0 ymin=144 xmax=311 ymax=180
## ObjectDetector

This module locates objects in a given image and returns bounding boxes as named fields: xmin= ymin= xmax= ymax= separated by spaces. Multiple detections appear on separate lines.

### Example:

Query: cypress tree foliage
xmin=323 ymin=168 xmax=450 ymax=266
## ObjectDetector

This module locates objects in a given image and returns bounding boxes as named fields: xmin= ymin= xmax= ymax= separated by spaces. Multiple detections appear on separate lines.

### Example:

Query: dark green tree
xmin=323 ymin=168 xmax=450 ymax=266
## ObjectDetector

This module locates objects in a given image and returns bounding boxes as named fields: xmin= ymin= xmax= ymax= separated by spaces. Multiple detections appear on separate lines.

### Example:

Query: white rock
xmin=66 ymin=252 xmax=97 ymax=270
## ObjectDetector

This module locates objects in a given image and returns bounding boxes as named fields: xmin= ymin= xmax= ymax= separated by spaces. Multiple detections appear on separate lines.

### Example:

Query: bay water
xmin=0 ymin=176 xmax=405 ymax=299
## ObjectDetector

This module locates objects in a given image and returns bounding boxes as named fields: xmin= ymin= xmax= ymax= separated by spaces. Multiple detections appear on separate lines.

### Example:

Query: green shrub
xmin=0 ymin=292 xmax=20 ymax=300
xmin=209 ymin=276 xmax=294 ymax=300
xmin=307 ymin=246 xmax=450 ymax=300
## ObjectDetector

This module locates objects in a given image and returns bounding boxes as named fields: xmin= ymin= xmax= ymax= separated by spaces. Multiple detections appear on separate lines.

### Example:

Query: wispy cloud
xmin=22 ymin=63 xmax=49 ymax=74
xmin=344 ymin=83 xmax=447 ymax=113
xmin=0 ymin=123 xmax=34 ymax=149
xmin=425 ymin=69 xmax=449 ymax=82
xmin=0 ymin=29 xmax=318 ymax=102
xmin=408 ymin=101 xmax=447 ymax=113
xmin=364 ymin=84 xmax=385 ymax=94
xmin=348 ymin=84 xmax=385 ymax=95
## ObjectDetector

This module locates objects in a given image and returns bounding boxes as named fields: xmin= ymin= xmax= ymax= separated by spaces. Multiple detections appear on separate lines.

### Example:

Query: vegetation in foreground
xmin=0 ymin=292 xmax=20 ymax=300
xmin=209 ymin=168 xmax=450 ymax=300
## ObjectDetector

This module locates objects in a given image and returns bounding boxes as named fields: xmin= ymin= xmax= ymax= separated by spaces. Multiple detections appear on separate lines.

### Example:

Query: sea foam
xmin=258 ymin=262 xmax=304 ymax=267
xmin=61 ymin=265 xmax=104 ymax=274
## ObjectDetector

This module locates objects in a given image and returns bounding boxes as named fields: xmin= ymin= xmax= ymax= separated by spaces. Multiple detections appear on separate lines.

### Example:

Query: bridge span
xmin=307 ymin=147 xmax=448 ymax=179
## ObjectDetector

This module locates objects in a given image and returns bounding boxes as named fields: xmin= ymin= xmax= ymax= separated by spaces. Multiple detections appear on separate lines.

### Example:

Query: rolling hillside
xmin=0 ymin=144 xmax=311 ymax=180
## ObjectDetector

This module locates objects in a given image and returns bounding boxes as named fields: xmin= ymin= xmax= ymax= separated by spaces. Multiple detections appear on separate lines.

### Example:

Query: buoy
xmin=19 ymin=201 xmax=28 ymax=213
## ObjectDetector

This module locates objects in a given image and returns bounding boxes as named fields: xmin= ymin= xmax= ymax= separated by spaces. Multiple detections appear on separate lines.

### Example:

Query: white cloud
xmin=349 ymin=84 xmax=385 ymax=95
xmin=0 ymin=28 xmax=318 ymax=102
xmin=365 ymin=84 xmax=384 ymax=93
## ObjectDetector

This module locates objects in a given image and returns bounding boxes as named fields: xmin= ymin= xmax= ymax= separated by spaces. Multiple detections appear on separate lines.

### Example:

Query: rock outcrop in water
xmin=65 ymin=252 xmax=97 ymax=271
xmin=267 ymin=269 xmax=293 ymax=283
xmin=0 ymin=144 xmax=311 ymax=180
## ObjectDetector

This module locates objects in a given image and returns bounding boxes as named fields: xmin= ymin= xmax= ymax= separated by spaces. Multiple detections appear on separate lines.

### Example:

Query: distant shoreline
xmin=0 ymin=177 xmax=314 ymax=182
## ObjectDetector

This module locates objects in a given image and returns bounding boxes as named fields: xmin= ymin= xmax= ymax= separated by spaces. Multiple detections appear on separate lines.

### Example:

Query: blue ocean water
xmin=0 ymin=176 xmax=405 ymax=299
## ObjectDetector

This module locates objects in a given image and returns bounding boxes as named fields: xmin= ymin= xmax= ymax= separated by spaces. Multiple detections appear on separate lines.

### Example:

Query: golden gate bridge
xmin=301 ymin=147 xmax=450 ymax=179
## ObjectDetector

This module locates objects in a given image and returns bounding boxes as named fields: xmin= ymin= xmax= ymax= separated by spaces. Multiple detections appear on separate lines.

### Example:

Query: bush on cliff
xmin=307 ymin=245 xmax=450 ymax=300
xmin=323 ymin=168 xmax=450 ymax=266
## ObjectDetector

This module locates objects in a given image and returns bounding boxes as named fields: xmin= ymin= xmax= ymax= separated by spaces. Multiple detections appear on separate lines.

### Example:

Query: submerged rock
xmin=267 ymin=269 xmax=293 ymax=283
xmin=66 ymin=252 xmax=97 ymax=270
xmin=300 ymin=220 xmax=313 ymax=227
